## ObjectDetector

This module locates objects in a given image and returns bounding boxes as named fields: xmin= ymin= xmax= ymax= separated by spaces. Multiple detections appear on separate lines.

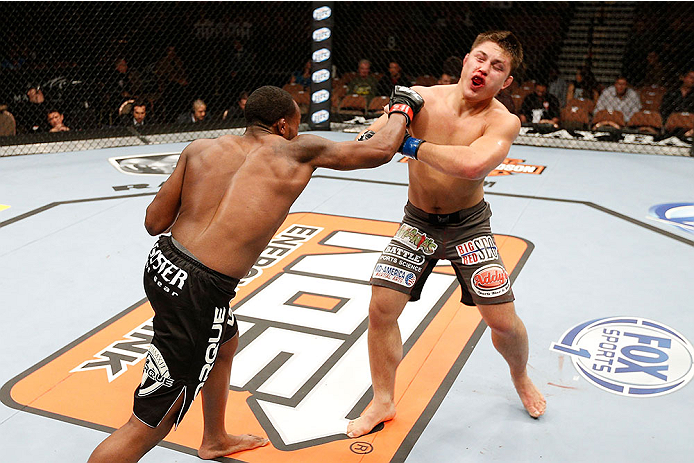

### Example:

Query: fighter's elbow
xmin=458 ymin=162 xmax=487 ymax=180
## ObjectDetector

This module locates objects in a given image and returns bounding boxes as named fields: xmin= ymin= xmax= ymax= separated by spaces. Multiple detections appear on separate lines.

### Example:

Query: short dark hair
xmin=471 ymin=30 xmax=523 ymax=75
xmin=245 ymin=86 xmax=296 ymax=127
xmin=132 ymin=100 xmax=147 ymax=109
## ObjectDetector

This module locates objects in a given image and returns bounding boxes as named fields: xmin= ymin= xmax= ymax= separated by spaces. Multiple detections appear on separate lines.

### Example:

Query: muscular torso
xmin=406 ymin=85 xmax=509 ymax=213
xmin=171 ymin=135 xmax=314 ymax=278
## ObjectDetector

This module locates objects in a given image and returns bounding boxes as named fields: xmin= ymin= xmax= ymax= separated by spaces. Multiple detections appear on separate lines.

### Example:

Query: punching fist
xmin=398 ymin=131 xmax=425 ymax=160
xmin=388 ymin=86 xmax=424 ymax=126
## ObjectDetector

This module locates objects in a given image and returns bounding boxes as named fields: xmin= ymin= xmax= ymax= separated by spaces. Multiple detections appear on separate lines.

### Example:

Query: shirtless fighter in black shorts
xmin=88 ymin=85 xmax=423 ymax=462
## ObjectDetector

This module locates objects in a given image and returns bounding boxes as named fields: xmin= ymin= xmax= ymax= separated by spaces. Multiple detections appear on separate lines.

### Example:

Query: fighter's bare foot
xmin=198 ymin=433 xmax=269 ymax=460
xmin=513 ymin=374 xmax=546 ymax=418
xmin=346 ymin=403 xmax=396 ymax=438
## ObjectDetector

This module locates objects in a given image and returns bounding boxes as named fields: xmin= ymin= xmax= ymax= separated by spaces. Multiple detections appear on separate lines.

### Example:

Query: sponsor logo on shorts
xmin=551 ymin=317 xmax=694 ymax=397
xmin=456 ymin=235 xmax=499 ymax=265
xmin=648 ymin=202 xmax=694 ymax=235
xmin=3 ymin=213 xmax=532 ymax=462
xmin=383 ymin=244 xmax=425 ymax=266
xmin=393 ymin=224 xmax=438 ymax=255
xmin=489 ymin=158 xmax=546 ymax=177
xmin=138 ymin=344 xmax=174 ymax=396
xmin=194 ymin=307 xmax=228 ymax=397
xmin=471 ymin=264 xmax=510 ymax=297
xmin=372 ymin=263 xmax=416 ymax=287
xmin=146 ymin=242 xmax=188 ymax=296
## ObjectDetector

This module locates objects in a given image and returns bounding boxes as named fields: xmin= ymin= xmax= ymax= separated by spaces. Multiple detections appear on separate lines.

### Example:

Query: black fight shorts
xmin=370 ymin=200 xmax=515 ymax=306
xmin=134 ymin=235 xmax=239 ymax=428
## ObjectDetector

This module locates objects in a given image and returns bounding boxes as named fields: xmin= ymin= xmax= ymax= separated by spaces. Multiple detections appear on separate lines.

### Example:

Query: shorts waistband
xmin=159 ymin=235 xmax=240 ymax=287
xmin=405 ymin=199 xmax=487 ymax=225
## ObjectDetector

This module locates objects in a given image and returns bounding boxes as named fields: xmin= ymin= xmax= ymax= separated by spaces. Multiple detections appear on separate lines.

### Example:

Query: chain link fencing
xmin=1 ymin=1 xmax=693 ymax=157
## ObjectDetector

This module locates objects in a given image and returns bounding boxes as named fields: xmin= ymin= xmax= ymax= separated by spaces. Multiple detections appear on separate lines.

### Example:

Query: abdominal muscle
xmin=406 ymin=160 xmax=485 ymax=214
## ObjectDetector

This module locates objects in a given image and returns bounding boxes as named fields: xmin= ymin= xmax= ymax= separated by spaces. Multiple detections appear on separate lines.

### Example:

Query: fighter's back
xmin=170 ymin=134 xmax=315 ymax=278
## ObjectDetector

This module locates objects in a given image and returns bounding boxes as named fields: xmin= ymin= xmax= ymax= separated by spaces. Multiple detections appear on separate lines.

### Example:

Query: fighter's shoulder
xmin=487 ymin=100 xmax=521 ymax=132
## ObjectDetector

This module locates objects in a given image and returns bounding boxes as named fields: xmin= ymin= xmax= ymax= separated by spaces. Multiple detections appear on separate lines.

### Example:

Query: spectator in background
xmin=120 ymin=100 xmax=148 ymax=127
xmin=347 ymin=59 xmax=379 ymax=102
xmin=109 ymin=58 xmax=141 ymax=102
xmin=16 ymin=84 xmax=49 ymax=133
xmin=566 ymin=66 xmax=600 ymax=102
xmin=0 ymin=104 xmax=16 ymax=136
xmin=593 ymin=76 xmax=642 ymax=129
xmin=377 ymin=61 xmax=411 ymax=96
xmin=223 ymin=91 xmax=248 ymax=120
xmin=177 ymin=99 xmax=207 ymax=124
xmin=47 ymin=109 xmax=70 ymax=132
xmin=661 ymin=70 xmax=694 ymax=134
xmin=290 ymin=60 xmax=312 ymax=89
xmin=438 ymin=55 xmax=462 ymax=84
xmin=519 ymin=81 xmax=560 ymax=127
xmin=547 ymin=67 xmax=567 ymax=108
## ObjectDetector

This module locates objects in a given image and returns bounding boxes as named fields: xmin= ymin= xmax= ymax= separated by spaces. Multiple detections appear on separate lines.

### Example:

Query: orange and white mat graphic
xmin=3 ymin=212 xmax=532 ymax=462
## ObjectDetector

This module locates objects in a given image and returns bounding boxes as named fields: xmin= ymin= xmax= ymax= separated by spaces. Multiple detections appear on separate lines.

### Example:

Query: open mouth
xmin=471 ymin=76 xmax=485 ymax=88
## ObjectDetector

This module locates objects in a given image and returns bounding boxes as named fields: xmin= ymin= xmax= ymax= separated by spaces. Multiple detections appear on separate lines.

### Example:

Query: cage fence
xmin=1 ymin=1 xmax=693 ymax=157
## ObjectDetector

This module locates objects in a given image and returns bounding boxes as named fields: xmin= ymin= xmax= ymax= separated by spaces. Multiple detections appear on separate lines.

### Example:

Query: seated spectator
xmin=177 ymin=99 xmax=207 ymax=124
xmin=438 ymin=56 xmax=462 ymax=85
xmin=660 ymin=70 xmax=694 ymax=126
xmin=223 ymin=91 xmax=249 ymax=120
xmin=120 ymin=100 xmax=148 ymax=127
xmin=290 ymin=60 xmax=312 ymax=89
xmin=16 ymin=84 xmax=49 ymax=133
xmin=347 ymin=59 xmax=379 ymax=102
xmin=519 ymin=81 xmax=560 ymax=127
xmin=47 ymin=109 xmax=70 ymax=132
xmin=593 ymin=76 xmax=642 ymax=129
xmin=0 ymin=104 xmax=16 ymax=136
xmin=566 ymin=66 xmax=600 ymax=102
xmin=377 ymin=61 xmax=411 ymax=96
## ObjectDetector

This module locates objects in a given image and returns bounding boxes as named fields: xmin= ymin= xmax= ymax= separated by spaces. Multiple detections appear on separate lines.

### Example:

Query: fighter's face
xmin=461 ymin=41 xmax=513 ymax=101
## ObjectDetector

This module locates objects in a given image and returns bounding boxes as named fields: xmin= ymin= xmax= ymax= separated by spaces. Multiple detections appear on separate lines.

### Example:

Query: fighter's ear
xmin=501 ymin=74 xmax=514 ymax=90
xmin=274 ymin=118 xmax=287 ymax=135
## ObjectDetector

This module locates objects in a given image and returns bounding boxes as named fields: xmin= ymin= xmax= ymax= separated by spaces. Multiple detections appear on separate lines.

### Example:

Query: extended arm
xmin=144 ymin=145 xmax=189 ymax=235
xmin=298 ymin=113 xmax=408 ymax=170
xmin=302 ymin=86 xmax=424 ymax=170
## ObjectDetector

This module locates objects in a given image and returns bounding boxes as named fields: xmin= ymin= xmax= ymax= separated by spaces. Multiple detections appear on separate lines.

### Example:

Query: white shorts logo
xmin=138 ymin=345 xmax=174 ymax=397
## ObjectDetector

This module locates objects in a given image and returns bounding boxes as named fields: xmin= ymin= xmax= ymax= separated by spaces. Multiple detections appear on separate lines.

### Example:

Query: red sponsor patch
xmin=471 ymin=264 xmax=510 ymax=297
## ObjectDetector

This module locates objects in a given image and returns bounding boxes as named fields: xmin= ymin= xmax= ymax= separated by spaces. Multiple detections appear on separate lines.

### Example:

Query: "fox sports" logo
xmin=551 ymin=317 xmax=694 ymax=397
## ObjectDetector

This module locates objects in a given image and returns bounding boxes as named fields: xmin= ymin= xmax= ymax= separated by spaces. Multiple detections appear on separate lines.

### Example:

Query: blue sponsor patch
xmin=648 ymin=202 xmax=694 ymax=234
xmin=551 ymin=317 xmax=694 ymax=397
